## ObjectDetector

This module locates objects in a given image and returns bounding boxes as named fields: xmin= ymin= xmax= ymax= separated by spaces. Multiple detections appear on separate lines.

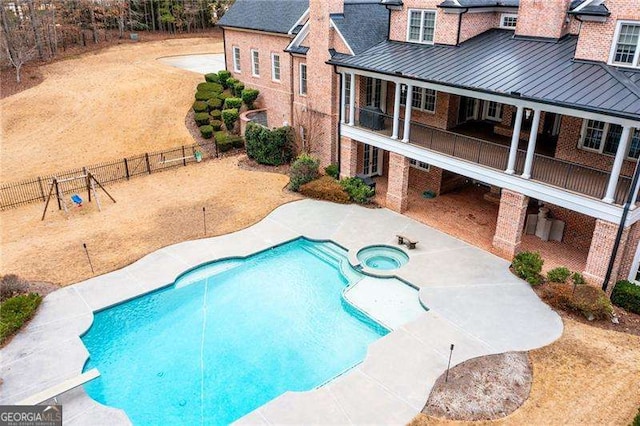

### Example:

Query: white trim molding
xmin=251 ymin=49 xmax=260 ymax=77
xmin=329 ymin=18 xmax=355 ymax=56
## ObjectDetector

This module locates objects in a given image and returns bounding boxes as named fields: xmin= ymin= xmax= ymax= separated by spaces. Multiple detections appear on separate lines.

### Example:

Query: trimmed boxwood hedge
xmin=204 ymin=73 xmax=220 ymax=83
xmin=207 ymin=97 xmax=222 ymax=111
xmin=218 ymin=70 xmax=232 ymax=88
xmin=214 ymin=131 xmax=243 ymax=152
xmin=221 ymin=108 xmax=239 ymax=132
xmin=210 ymin=109 xmax=222 ymax=119
xmin=199 ymin=125 xmax=213 ymax=139
xmin=197 ymin=82 xmax=223 ymax=93
xmin=241 ymin=89 xmax=260 ymax=109
xmin=192 ymin=101 xmax=208 ymax=113
xmin=217 ymin=92 xmax=232 ymax=102
xmin=0 ymin=293 xmax=42 ymax=344
xmin=195 ymin=90 xmax=218 ymax=101
xmin=210 ymin=120 xmax=223 ymax=131
xmin=224 ymin=97 xmax=242 ymax=110
xmin=233 ymin=82 xmax=245 ymax=97
xmin=611 ymin=280 xmax=640 ymax=314
xmin=194 ymin=112 xmax=211 ymax=126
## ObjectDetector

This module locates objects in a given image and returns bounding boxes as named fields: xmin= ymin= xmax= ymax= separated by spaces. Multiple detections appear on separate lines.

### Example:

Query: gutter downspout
xmin=333 ymin=65 xmax=343 ymax=172
xmin=602 ymin=159 xmax=640 ymax=291
xmin=289 ymin=51 xmax=294 ymax=127
xmin=456 ymin=8 xmax=469 ymax=46
xmin=221 ymin=27 xmax=227 ymax=70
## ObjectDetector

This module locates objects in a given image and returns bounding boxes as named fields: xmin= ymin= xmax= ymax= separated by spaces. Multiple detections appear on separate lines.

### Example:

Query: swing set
xmin=41 ymin=172 xmax=116 ymax=220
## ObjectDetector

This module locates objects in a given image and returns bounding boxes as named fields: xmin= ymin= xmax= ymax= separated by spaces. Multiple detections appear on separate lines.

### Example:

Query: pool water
xmin=81 ymin=239 xmax=387 ymax=425
xmin=357 ymin=245 xmax=409 ymax=271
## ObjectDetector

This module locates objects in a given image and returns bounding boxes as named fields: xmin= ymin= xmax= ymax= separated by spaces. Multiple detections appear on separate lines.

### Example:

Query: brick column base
xmin=584 ymin=219 xmax=630 ymax=288
xmin=339 ymin=137 xmax=358 ymax=178
xmin=386 ymin=152 xmax=410 ymax=213
xmin=492 ymin=189 xmax=528 ymax=260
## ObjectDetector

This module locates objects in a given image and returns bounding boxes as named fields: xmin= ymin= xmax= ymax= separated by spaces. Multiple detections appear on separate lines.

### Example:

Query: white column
xmin=348 ymin=73 xmax=356 ymax=126
xmin=402 ymin=84 xmax=413 ymax=143
xmin=603 ymin=125 xmax=632 ymax=203
xmin=521 ymin=108 xmax=541 ymax=179
xmin=506 ymin=105 xmax=524 ymax=174
xmin=340 ymin=72 xmax=347 ymax=124
xmin=391 ymin=83 xmax=402 ymax=139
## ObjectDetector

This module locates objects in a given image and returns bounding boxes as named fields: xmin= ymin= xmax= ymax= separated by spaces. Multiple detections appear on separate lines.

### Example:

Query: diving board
xmin=17 ymin=368 xmax=100 ymax=405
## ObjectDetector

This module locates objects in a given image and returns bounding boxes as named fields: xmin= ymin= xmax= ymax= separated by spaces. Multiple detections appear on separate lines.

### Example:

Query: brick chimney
xmin=302 ymin=0 xmax=344 ymax=166
xmin=515 ymin=0 xmax=572 ymax=39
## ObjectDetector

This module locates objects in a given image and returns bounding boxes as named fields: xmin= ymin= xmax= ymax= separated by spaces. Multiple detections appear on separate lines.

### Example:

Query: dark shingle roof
xmin=217 ymin=0 xmax=308 ymax=34
xmin=331 ymin=2 xmax=389 ymax=55
xmin=568 ymin=3 xmax=610 ymax=16
xmin=328 ymin=29 xmax=640 ymax=120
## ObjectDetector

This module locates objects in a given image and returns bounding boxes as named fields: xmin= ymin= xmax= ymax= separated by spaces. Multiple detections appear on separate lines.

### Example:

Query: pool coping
xmin=0 ymin=200 xmax=563 ymax=425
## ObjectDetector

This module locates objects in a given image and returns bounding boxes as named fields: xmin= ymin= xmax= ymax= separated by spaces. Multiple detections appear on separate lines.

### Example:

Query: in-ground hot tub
xmin=357 ymin=245 xmax=409 ymax=271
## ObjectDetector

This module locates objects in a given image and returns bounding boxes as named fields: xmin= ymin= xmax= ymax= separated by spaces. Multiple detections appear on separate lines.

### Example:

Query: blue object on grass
xmin=71 ymin=194 xmax=83 ymax=206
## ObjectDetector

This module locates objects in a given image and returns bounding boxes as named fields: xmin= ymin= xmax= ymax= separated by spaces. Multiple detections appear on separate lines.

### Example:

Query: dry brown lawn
xmin=0 ymin=37 xmax=222 ymax=182
xmin=1 ymin=155 xmax=300 ymax=286
xmin=410 ymin=317 xmax=640 ymax=426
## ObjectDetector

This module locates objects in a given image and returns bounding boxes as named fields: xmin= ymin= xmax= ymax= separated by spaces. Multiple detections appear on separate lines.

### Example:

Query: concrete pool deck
xmin=0 ymin=200 xmax=562 ymax=425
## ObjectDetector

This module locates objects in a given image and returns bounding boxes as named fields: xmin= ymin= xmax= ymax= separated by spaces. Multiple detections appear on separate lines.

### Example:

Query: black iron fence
xmin=356 ymin=108 xmax=631 ymax=205
xmin=1 ymin=141 xmax=217 ymax=210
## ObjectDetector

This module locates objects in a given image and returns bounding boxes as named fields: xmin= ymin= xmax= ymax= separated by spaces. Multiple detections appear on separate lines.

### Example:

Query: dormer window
xmin=500 ymin=13 xmax=518 ymax=30
xmin=610 ymin=21 xmax=640 ymax=68
xmin=407 ymin=9 xmax=436 ymax=44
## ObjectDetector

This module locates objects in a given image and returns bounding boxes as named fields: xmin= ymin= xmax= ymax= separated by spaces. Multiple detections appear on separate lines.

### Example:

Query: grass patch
xmin=0 ymin=293 xmax=42 ymax=344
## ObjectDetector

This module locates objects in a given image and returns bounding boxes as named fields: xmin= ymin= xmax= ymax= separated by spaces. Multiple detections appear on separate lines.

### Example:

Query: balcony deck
xmin=351 ymin=109 xmax=632 ymax=205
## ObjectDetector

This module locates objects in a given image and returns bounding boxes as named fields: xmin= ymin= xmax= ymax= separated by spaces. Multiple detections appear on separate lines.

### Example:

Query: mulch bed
xmin=236 ymin=155 xmax=291 ymax=175
xmin=422 ymin=352 xmax=532 ymax=421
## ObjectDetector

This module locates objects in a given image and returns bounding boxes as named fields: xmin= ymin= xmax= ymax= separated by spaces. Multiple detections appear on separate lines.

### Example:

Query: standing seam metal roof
xmin=328 ymin=29 xmax=640 ymax=120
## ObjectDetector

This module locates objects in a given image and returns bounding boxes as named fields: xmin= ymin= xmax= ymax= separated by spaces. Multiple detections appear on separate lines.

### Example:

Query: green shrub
xmin=210 ymin=119 xmax=223 ymax=131
xmin=547 ymin=267 xmax=571 ymax=284
xmin=227 ymin=78 xmax=238 ymax=91
xmin=325 ymin=164 xmax=339 ymax=179
xmin=288 ymin=154 xmax=320 ymax=191
xmin=633 ymin=407 xmax=640 ymax=426
xmin=217 ymin=92 xmax=232 ymax=102
xmin=214 ymin=131 xmax=233 ymax=152
xmin=218 ymin=70 xmax=232 ymax=88
xmin=611 ymin=280 xmax=640 ymax=314
xmin=244 ymin=122 xmax=295 ymax=166
xmin=340 ymin=177 xmax=375 ymax=204
xmin=194 ymin=112 xmax=211 ymax=126
xmin=571 ymin=272 xmax=586 ymax=286
xmin=204 ymin=73 xmax=220 ymax=83
xmin=192 ymin=101 xmax=208 ymax=113
xmin=230 ymin=135 xmax=244 ymax=149
xmin=195 ymin=90 xmax=218 ymax=101
xmin=0 ymin=293 xmax=42 ymax=344
xmin=233 ymin=82 xmax=245 ymax=97
xmin=210 ymin=109 xmax=222 ymax=119
xmin=197 ymin=82 xmax=223 ymax=93
xmin=241 ymin=88 xmax=260 ymax=109
xmin=512 ymin=251 xmax=544 ymax=286
xmin=207 ymin=97 xmax=222 ymax=111
xmin=221 ymin=108 xmax=239 ymax=133
xmin=300 ymin=176 xmax=350 ymax=204
xmin=199 ymin=125 xmax=213 ymax=139
xmin=224 ymin=97 xmax=242 ymax=110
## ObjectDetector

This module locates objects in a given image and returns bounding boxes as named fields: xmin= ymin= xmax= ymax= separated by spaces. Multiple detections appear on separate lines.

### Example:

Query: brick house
xmin=219 ymin=0 xmax=640 ymax=289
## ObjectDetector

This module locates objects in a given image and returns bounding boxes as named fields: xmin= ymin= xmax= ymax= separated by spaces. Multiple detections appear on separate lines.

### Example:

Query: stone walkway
xmin=0 ymin=200 xmax=562 ymax=425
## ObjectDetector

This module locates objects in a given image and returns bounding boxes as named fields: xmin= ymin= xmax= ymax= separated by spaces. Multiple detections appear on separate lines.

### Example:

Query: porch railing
xmin=353 ymin=107 xmax=631 ymax=205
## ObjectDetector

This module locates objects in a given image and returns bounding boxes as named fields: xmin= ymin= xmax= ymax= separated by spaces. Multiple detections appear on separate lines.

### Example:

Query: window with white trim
xmin=271 ymin=53 xmax=280 ymax=82
xmin=407 ymin=9 xmax=436 ymax=44
xmin=579 ymin=119 xmax=640 ymax=159
xmin=251 ymin=49 xmax=260 ymax=77
xmin=345 ymin=74 xmax=351 ymax=107
xmin=500 ymin=13 xmax=518 ymax=29
xmin=483 ymin=101 xmax=503 ymax=121
xmin=409 ymin=158 xmax=430 ymax=171
xmin=400 ymin=84 xmax=436 ymax=113
xmin=232 ymin=46 xmax=241 ymax=73
xmin=611 ymin=21 xmax=640 ymax=68
xmin=299 ymin=63 xmax=307 ymax=95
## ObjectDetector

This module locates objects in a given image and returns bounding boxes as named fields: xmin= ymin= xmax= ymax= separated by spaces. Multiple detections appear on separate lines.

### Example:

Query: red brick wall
xmin=619 ymin=221 xmax=640 ymax=282
xmin=575 ymin=0 xmax=640 ymax=63
xmin=389 ymin=1 xmax=457 ymax=45
xmin=493 ymin=189 xmax=529 ymax=258
xmin=223 ymin=29 xmax=294 ymax=127
xmin=515 ymin=0 xmax=572 ymax=39
xmin=408 ymin=166 xmax=443 ymax=194
xmin=387 ymin=152 xmax=410 ymax=212
xmin=460 ymin=12 xmax=500 ymax=43
xmin=584 ymin=219 xmax=631 ymax=286
xmin=543 ymin=203 xmax=597 ymax=251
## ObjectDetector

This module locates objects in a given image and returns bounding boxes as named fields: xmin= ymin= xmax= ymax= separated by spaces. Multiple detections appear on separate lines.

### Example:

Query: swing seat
xmin=71 ymin=194 xmax=83 ymax=207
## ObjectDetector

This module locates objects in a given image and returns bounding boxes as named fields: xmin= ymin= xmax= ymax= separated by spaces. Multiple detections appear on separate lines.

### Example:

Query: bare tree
xmin=1 ymin=21 xmax=37 ymax=82
xmin=294 ymin=105 xmax=328 ymax=156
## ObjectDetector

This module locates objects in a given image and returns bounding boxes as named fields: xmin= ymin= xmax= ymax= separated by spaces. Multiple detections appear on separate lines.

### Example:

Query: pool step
xmin=339 ymin=258 xmax=364 ymax=285
xmin=299 ymin=241 xmax=346 ymax=269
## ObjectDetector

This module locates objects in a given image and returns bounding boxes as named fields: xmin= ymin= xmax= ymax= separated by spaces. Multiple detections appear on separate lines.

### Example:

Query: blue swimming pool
xmin=81 ymin=239 xmax=387 ymax=425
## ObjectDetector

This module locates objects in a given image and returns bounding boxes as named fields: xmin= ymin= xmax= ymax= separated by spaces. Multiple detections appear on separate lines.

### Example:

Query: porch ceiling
xmin=328 ymin=30 xmax=640 ymax=122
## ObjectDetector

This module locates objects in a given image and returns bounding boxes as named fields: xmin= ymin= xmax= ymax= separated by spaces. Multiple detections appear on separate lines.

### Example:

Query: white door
xmin=362 ymin=144 xmax=382 ymax=177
